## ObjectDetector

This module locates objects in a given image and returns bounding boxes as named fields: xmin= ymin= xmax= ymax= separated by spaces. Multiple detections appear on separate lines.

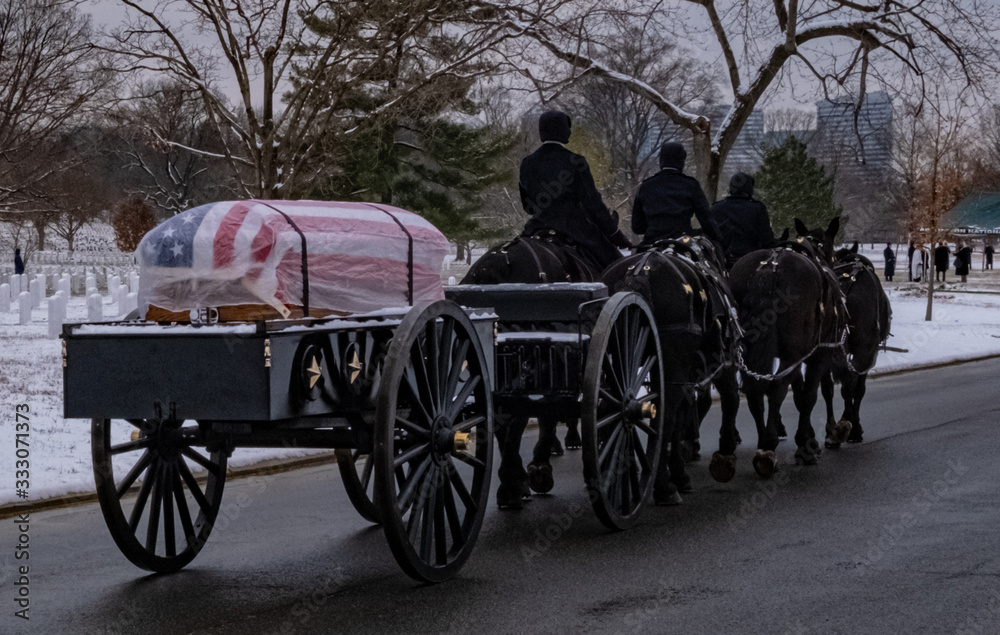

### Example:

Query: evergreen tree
xmin=755 ymin=137 xmax=841 ymax=236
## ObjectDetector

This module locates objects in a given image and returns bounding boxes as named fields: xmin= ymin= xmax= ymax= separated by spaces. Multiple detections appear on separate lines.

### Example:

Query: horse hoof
xmin=776 ymin=423 xmax=788 ymax=439
xmin=550 ymin=436 xmax=564 ymax=456
xmin=753 ymin=450 xmax=777 ymax=479
xmin=654 ymin=484 xmax=683 ymax=506
xmin=564 ymin=427 xmax=582 ymax=450
xmin=497 ymin=482 xmax=526 ymax=510
xmin=824 ymin=436 xmax=842 ymax=449
xmin=527 ymin=462 xmax=554 ymax=494
xmin=807 ymin=438 xmax=822 ymax=456
xmin=671 ymin=473 xmax=693 ymax=494
xmin=834 ymin=419 xmax=853 ymax=444
xmin=680 ymin=440 xmax=701 ymax=463
xmin=709 ymin=452 xmax=736 ymax=483
xmin=795 ymin=442 xmax=821 ymax=466
xmin=847 ymin=426 xmax=864 ymax=444
xmin=734 ymin=430 xmax=743 ymax=445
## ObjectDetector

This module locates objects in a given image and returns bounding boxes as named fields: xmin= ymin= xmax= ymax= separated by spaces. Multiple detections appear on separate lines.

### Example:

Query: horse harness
xmin=736 ymin=238 xmax=849 ymax=383
xmin=833 ymin=254 xmax=890 ymax=375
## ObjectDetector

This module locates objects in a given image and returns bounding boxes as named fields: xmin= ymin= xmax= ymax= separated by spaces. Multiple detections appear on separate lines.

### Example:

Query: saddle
xmin=521 ymin=230 xmax=601 ymax=281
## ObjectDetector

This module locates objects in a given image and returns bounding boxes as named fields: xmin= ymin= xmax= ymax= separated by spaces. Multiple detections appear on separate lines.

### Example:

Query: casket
xmin=137 ymin=200 xmax=449 ymax=321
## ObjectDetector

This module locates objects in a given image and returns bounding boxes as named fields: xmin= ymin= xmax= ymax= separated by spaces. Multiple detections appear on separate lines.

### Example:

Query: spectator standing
xmin=934 ymin=244 xmax=950 ymax=282
xmin=985 ymin=244 xmax=994 ymax=270
xmin=14 ymin=248 xmax=24 ymax=275
xmin=956 ymin=243 xmax=973 ymax=282
xmin=883 ymin=243 xmax=896 ymax=281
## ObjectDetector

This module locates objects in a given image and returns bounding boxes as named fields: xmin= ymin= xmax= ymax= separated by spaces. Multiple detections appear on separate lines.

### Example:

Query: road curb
xmin=6 ymin=352 xmax=1000 ymax=519
xmin=0 ymin=451 xmax=336 ymax=520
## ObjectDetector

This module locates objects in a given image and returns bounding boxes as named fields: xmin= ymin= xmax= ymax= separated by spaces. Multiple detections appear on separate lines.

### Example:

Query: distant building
xmin=815 ymin=91 xmax=894 ymax=183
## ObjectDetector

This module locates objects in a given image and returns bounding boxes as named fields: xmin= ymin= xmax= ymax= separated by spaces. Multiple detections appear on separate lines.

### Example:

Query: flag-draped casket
xmin=137 ymin=200 xmax=449 ymax=319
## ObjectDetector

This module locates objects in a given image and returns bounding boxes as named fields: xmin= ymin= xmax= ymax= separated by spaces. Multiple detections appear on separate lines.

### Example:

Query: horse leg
xmin=564 ymin=419 xmax=582 ymax=450
xmin=654 ymin=391 xmax=686 ymax=505
xmin=709 ymin=366 xmax=740 ymax=483
xmin=527 ymin=416 xmax=556 ymax=494
xmin=821 ymin=371 xmax=841 ymax=449
xmin=846 ymin=374 xmax=868 ymax=443
xmin=747 ymin=379 xmax=780 ymax=478
xmin=670 ymin=396 xmax=696 ymax=493
xmin=791 ymin=362 xmax=824 ymax=466
xmin=496 ymin=414 xmax=530 ymax=509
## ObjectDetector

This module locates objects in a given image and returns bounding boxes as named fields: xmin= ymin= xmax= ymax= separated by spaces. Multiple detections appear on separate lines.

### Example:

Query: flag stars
xmin=163 ymin=227 xmax=176 ymax=238
xmin=171 ymin=243 xmax=185 ymax=257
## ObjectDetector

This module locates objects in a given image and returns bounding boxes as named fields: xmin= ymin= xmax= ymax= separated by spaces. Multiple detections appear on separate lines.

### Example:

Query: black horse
xmin=601 ymin=235 xmax=743 ymax=501
xmin=821 ymin=242 xmax=892 ymax=448
xmin=461 ymin=234 xmax=602 ymax=508
xmin=730 ymin=217 xmax=847 ymax=477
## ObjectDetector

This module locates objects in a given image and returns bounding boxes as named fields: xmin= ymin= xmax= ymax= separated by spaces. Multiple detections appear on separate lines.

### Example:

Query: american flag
xmin=138 ymin=200 xmax=449 ymax=316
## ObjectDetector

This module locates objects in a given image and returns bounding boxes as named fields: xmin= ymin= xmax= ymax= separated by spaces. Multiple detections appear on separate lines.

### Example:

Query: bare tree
xmin=484 ymin=0 xmax=1000 ymax=199
xmin=110 ymin=80 xmax=236 ymax=214
xmin=0 ymin=0 xmax=111 ymax=237
xmin=555 ymin=24 xmax=720 ymax=219
xmin=98 ymin=0 xmax=514 ymax=200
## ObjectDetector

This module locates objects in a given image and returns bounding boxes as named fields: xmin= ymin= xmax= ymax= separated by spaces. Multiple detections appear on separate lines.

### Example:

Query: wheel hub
xmin=431 ymin=417 xmax=454 ymax=464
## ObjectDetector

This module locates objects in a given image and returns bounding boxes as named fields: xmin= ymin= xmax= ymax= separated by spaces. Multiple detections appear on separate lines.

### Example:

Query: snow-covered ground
xmin=1 ymin=245 xmax=999 ymax=507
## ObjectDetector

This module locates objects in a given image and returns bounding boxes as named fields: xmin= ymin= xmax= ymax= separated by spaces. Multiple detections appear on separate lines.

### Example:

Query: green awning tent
xmin=942 ymin=191 xmax=1000 ymax=236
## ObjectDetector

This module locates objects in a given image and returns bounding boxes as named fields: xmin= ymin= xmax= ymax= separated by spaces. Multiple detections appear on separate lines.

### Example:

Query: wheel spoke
xmin=631 ymin=323 xmax=650 ymax=378
xmin=127 ymin=457 xmax=157 ymax=532
xmin=116 ymin=450 xmax=153 ymax=499
xmin=409 ymin=337 xmax=437 ymax=417
xmin=598 ymin=423 xmax=625 ymax=470
xmin=601 ymin=431 xmax=626 ymax=493
xmin=172 ymin=466 xmax=195 ymax=544
xmin=402 ymin=370 xmax=434 ymax=426
xmin=398 ymin=455 xmax=433 ymax=511
xmin=632 ymin=429 xmax=651 ymax=473
xmin=162 ymin=463 xmax=176 ymax=558
xmin=180 ymin=447 xmax=220 ymax=475
xmin=443 ymin=338 xmax=470 ymax=405
xmin=419 ymin=473 xmax=438 ymax=564
xmin=438 ymin=318 xmax=457 ymax=399
xmin=146 ymin=462 xmax=163 ymax=552
xmin=393 ymin=441 xmax=430 ymax=469
xmin=629 ymin=355 xmax=657 ymax=395
xmin=620 ymin=431 xmax=634 ymax=514
xmin=424 ymin=321 xmax=441 ymax=411
xmin=443 ymin=475 xmax=465 ymax=549
xmin=599 ymin=387 xmax=622 ymax=407
xmin=396 ymin=415 xmax=430 ymax=438
xmin=450 ymin=449 xmax=486 ymax=471
xmin=633 ymin=418 xmax=657 ymax=437
xmin=626 ymin=307 xmax=641 ymax=372
xmin=110 ymin=437 xmax=154 ymax=455
xmin=176 ymin=458 xmax=212 ymax=517
xmin=453 ymin=414 xmax=486 ymax=433
xmin=446 ymin=458 xmax=477 ymax=512
xmin=446 ymin=374 xmax=481 ymax=422
xmin=596 ymin=411 xmax=621 ymax=431
xmin=434 ymin=477 xmax=448 ymax=565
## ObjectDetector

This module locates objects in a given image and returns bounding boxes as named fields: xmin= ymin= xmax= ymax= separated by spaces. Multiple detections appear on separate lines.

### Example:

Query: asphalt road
xmin=7 ymin=359 xmax=1000 ymax=634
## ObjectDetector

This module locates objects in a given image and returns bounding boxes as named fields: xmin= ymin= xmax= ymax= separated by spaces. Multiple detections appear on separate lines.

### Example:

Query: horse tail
xmin=740 ymin=263 xmax=780 ymax=377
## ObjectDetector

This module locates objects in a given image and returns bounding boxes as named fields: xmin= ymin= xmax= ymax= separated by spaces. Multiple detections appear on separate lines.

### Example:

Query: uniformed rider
xmin=710 ymin=171 xmax=776 ymax=267
xmin=520 ymin=110 xmax=631 ymax=269
xmin=631 ymin=142 xmax=723 ymax=246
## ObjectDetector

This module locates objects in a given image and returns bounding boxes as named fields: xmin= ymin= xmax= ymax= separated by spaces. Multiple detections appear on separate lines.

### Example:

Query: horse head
xmin=793 ymin=216 xmax=840 ymax=265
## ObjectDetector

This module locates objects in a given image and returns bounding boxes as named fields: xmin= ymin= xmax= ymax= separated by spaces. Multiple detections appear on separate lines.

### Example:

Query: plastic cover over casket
xmin=136 ymin=200 xmax=449 ymax=317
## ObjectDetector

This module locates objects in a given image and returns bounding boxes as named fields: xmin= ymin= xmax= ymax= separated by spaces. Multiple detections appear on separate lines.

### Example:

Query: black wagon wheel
xmin=92 ymin=417 xmax=227 ymax=572
xmin=336 ymin=449 xmax=380 ymax=524
xmin=582 ymin=292 xmax=665 ymax=530
xmin=374 ymin=300 xmax=493 ymax=582
xmin=335 ymin=330 xmax=390 ymax=525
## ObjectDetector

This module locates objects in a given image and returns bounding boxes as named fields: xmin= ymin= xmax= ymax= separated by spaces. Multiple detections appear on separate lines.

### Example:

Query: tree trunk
xmin=33 ymin=219 xmax=46 ymax=251
xmin=925 ymin=244 xmax=934 ymax=321
xmin=455 ymin=242 xmax=465 ymax=262
xmin=691 ymin=129 xmax=722 ymax=203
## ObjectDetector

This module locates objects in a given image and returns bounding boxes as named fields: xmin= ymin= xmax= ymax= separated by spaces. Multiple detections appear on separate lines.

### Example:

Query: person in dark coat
xmin=907 ymin=241 xmax=915 ymax=281
xmin=13 ymin=248 xmax=24 ymax=275
xmin=519 ymin=110 xmax=630 ymax=270
xmin=883 ymin=243 xmax=896 ymax=281
xmin=956 ymin=243 xmax=972 ymax=282
xmin=934 ymin=244 xmax=950 ymax=282
xmin=985 ymin=244 xmax=994 ymax=270
xmin=710 ymin=172 xmax=775 ymax=266
xmin=631 ymin=142 xmax=723 ymax=246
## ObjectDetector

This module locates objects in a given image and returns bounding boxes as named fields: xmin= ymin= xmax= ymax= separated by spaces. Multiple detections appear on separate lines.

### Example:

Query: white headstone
xmin=87 ymin=293 xmax=103 ymax=322
xmin=48 ymin=294 xmax=66 ymax=339
xmin=18 ymin=292 xmax=31 ymax=324
xmin=9 ymin=275 xmax=19 ymax=297
xmin=448 ymin=276 xmax=457 ymax=286
xmin=116 ymin=286 xmax=129 ymax=316
xmin=126 ymin=292 xmax=138 ymax=316
xmin=58 ymin=277 xmax=71 ymax=297
xmin=130 ymin=273 xmax=140 ymax=294
xmin=0 ymin=284 xmax=8 ymax=313
xmin=29 ymin=278 xmax=41 ymax=309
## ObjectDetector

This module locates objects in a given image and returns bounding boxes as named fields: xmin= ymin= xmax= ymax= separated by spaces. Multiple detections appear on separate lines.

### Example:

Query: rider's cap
xmin=659 ymin=142 xmax=686 ymax=170
xmin=539 ymin=110 xmax=572 ymax=144
xmin=730 ymin=172 xmax=754 ymax=196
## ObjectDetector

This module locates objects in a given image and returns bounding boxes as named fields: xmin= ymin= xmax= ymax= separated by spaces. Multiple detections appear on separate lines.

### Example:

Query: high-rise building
xmin=815 ymin=91 xmax=893 ymax=182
